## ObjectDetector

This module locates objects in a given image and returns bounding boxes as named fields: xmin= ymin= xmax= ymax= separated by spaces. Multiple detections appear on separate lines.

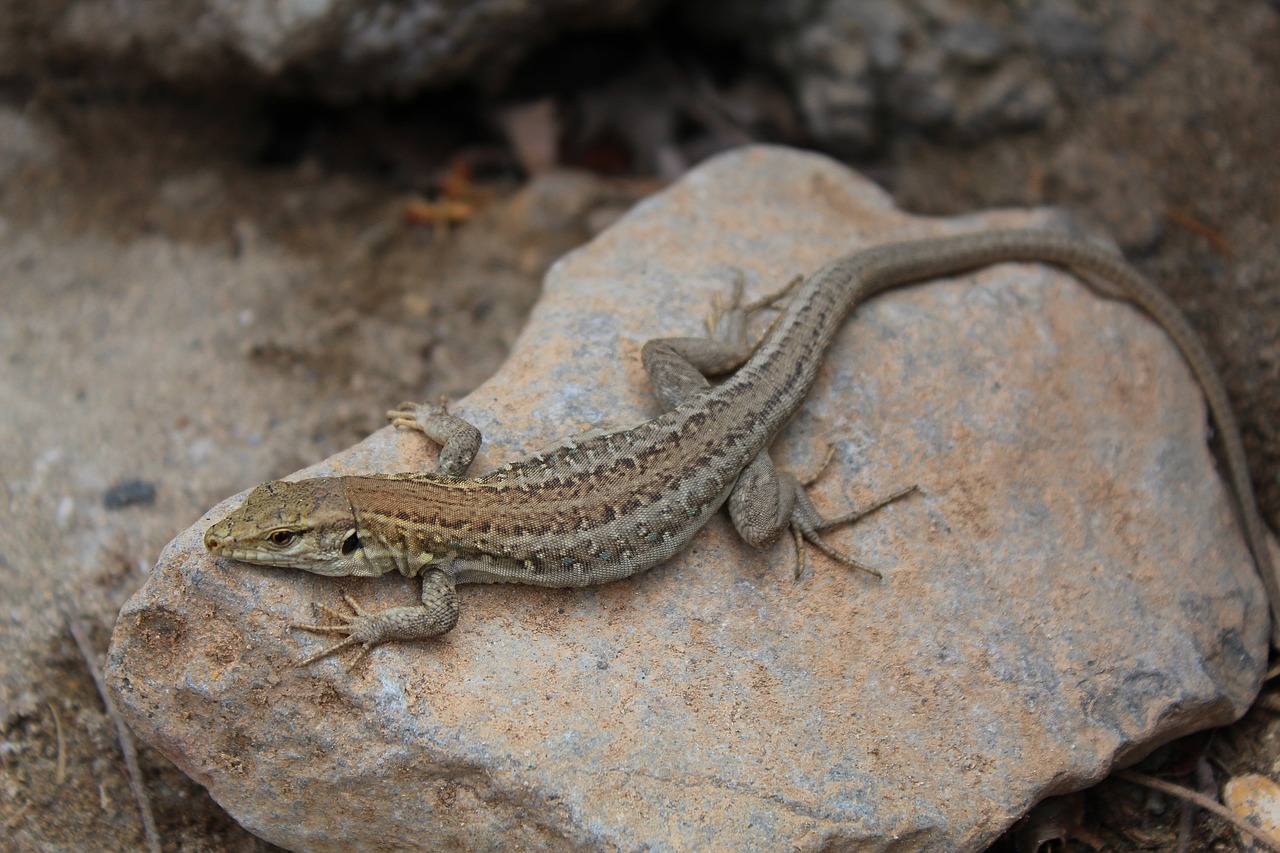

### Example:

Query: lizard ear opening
xmin=341 ymin=530 xmax=361 ymax=555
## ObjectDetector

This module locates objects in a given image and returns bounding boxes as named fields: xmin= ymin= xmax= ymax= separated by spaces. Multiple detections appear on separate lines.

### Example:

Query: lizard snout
xmin=203 ymin=521 xmax=230 ymax=554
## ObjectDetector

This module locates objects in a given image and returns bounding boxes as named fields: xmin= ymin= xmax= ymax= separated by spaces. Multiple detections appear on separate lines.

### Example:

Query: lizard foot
xmin=741 ymin=272 xmax=804 ymax=314
xmin=385 ymin=398 xmax=481 ymax=478
xmin=386 ymin=397 xmax=450 ymax=431
xmin=788 ymin=484 xmax=920 ymax=580
xmin=705 ymin=271 xmax=747 ymax=338
xmin=705 ymin=271 xmax=804 ymax=351
xmin=291 ymin=588 xmax=459 ymax=668
xmin=291 ymin=593 xmax=385 ymax=667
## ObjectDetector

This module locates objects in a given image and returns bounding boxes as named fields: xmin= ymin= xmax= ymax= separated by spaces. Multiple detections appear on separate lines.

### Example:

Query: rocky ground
xmin=2 ymin=0 xmax=1279 ymax=850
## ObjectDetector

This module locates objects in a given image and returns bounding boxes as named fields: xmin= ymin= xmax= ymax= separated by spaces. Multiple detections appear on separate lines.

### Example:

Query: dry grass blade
xmin=48 ymin=701 xmax=66 ymax=785
xmin=63 ymin=608 xmax=162 ymax=853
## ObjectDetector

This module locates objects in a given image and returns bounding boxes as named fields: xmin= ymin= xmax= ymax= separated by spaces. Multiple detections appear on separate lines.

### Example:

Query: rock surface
xmin=106 ymin=147 xmax=1268 ymax=851
xmin=680 ymin=0 xmax=1162 ymax=152
xmin=0 ymin=0 xmax=664 ymax=97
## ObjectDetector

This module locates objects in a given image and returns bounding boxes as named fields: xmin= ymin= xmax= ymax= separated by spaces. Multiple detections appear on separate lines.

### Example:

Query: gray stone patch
xmin=2 ymin=0 xmax=666 ymax=97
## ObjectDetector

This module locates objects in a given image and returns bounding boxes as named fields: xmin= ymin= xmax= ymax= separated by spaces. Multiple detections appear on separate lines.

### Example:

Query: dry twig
xmin=64 ymin=608 xmax=162 ymax=853
xmin=1165 ymin=209 xmax=1232 ymax=255
xmin=1117 ymin=769 xmax=1280 ymax=852
xmin=48 ymin=701 xmax=66 ymax=785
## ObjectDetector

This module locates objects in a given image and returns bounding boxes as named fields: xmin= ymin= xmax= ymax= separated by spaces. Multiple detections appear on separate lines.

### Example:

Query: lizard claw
xmin=291 ymin=594 xmax=382 ymax=668
xmin=789 ymin=520 xmax=882 ymax=581
xmin=705 ymin=272 xmax=746 ymax=337
xmin=296 ymin=634 xmax=365 ymax=668
xmin=387 ymin=399 xmax=449 ymax=431
xmin=289 ymin=578 xmax=460 ymax=668
xmin=787 ymin=484 xmax=921 ymax=580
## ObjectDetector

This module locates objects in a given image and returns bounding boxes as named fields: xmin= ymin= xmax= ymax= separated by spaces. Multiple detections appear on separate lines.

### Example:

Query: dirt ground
xmin=1 ymin=1 xmax=1278 ymax=851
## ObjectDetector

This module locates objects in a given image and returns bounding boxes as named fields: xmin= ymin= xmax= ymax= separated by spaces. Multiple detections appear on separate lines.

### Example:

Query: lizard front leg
xmin=387 ymin=400 xmax=482 ymax=477
xmin=292 ymin=569 xmax=459 ymax=667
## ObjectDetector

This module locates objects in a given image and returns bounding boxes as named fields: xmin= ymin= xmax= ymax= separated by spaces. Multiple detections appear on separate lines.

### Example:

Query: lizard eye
xmin=269 ymin=530 xmax=298 ymax=547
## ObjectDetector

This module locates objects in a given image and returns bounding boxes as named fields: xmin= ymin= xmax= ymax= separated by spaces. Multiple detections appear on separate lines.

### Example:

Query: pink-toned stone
xmin=1224 ymin=773 xmax=1280 ymax=851
xmin=106 ymin=146 xmax=1268 ymax=851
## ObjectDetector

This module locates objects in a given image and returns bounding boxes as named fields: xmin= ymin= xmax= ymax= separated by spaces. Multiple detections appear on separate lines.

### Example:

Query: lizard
xmin=202 ymin=228 xmax=1280 ymax=665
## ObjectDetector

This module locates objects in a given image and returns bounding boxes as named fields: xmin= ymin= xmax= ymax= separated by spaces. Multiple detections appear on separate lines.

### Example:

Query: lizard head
xmin=203 ymin=478 xmax=380 ymax=577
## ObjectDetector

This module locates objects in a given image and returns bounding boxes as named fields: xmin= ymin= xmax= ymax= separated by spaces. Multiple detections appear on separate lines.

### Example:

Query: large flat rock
xmin=106 ymin=146 xmax=1269 ymax=851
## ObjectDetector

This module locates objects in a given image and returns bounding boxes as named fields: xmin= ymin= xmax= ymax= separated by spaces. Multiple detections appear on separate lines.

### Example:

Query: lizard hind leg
xmin=728 ymin=451 xmax=917 ymax=581
xmin=641 ymin=271 xmax=807 ymax=412
xmin=705 ymin=270 xmax=805 ymax=358
xmin=784 ymin=479 xmax=918 ymax=580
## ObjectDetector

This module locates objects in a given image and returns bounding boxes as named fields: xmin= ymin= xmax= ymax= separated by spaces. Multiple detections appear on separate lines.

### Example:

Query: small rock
xmin=1028 ymin=3 xmax=1103 ymax=60
xmin=677 ymin=0 xmax=1062 ymax=149
xmin=102 ymin=479 xmax=155 ymax=510
xmin=1027 ymin=2 xmax=1164 ymax=95
xmin=231 ymin=218 xmax=259 ymax=258
xmin=942 ymin=17 xmax=1008 ymax=68
xmin=493 ymin=99 xmax=559 ymax=177
xmin=156 ymin=170 xmax=225 ymax=217
xmin=866 ymin=27 xmax=903 ymax=72
xmin=55 ymin=496 xmax=75 ymax=528
xmin=891 ymin=46 xmax=957 ymax=130
xmin=0 ymin=107 xmax=53 ymax=180
xmin=798 ymin=20 xmax=869 ymax=78
xmin=797 ymin=74 xmax=878 ymax=151
xmin=1223 ymin=773 xmax=1280 ymax=852
xmin=504 ymin=169 xmax=608 ymax=235
xmin=958 ymin=59 xmax=1058 ymax=137
xmin=19 ymin=0 xmax=670 ymax=96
